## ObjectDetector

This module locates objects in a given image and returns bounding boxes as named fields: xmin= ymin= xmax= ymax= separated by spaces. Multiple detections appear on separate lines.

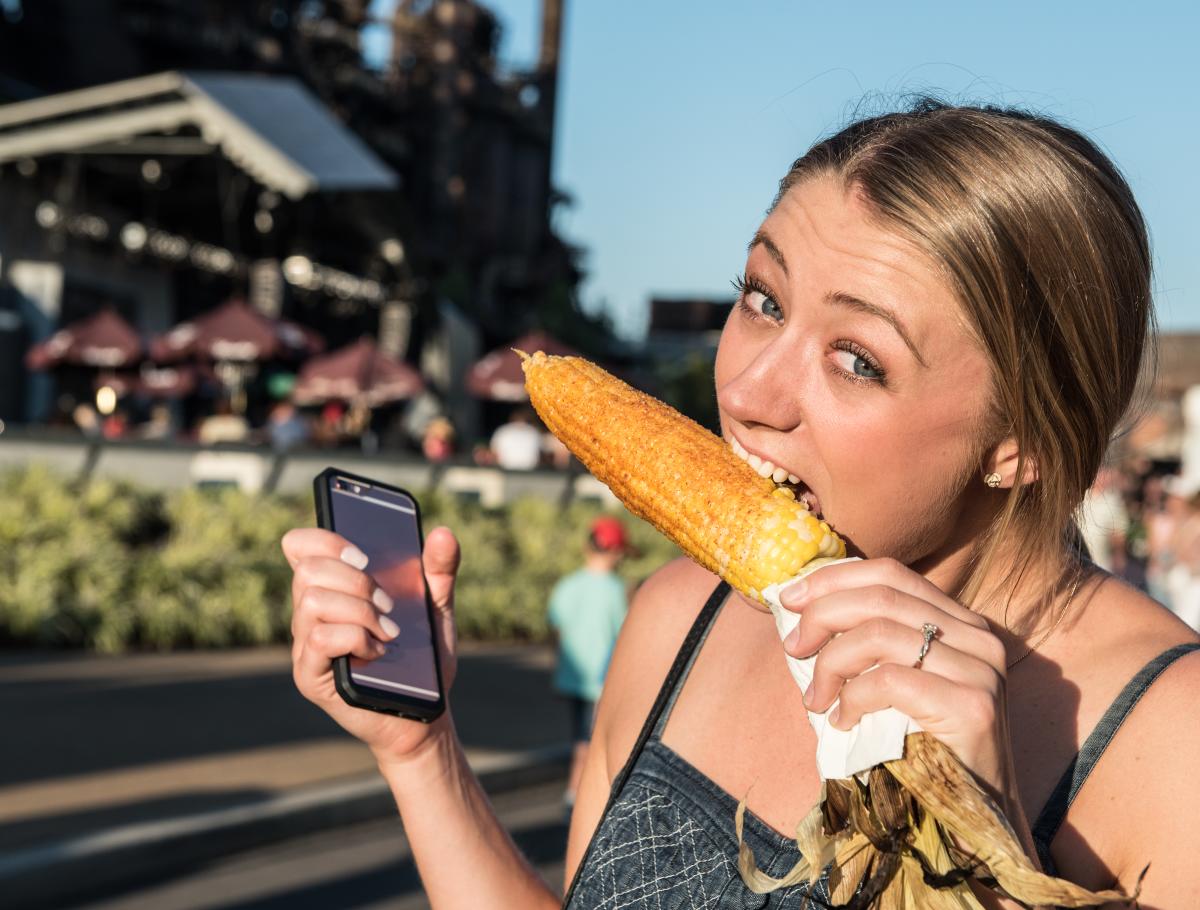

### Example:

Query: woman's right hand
xmin=281 ymin=525 xmax=462 ymax=767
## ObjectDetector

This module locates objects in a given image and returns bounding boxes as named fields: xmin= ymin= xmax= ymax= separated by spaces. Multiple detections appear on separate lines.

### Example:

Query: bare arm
xmin=376 ymin=716 xmax=560 ymax=908
xmin=283 ymin=526 xmax=558 ymax=909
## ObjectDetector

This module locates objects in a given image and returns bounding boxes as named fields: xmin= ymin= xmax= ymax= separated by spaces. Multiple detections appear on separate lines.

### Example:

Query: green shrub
xmin=0 ymin=467 xmax=678 ymax=651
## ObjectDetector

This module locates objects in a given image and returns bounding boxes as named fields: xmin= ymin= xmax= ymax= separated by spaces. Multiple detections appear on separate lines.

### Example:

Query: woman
xmin=282 ymin=101 xmax=1200 ymax=908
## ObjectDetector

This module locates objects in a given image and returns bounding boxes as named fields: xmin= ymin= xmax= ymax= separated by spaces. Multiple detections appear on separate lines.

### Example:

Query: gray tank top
xmin=563 ymin=581 xmax=1199 ymax=906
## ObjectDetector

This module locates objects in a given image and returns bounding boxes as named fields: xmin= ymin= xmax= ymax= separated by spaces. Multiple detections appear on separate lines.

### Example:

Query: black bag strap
xmin=560 ymin=579 xmax=732 ymax=907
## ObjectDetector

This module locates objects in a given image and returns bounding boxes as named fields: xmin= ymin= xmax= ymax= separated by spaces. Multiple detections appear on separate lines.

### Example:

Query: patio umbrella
xmin=150 ymin=298 xmax=323 ymax=364
xmin=93 ymin=370 xmax=138 ymax=398
xmin=25 ymin=308 xmax=143 ymax=370
xmin=466 ymin=330 xmax=581 ymax=401
xmin=136 ymin=363 xmax=202 ymax=398
xmin=293 ymin=337 xmax=424 ymax=407
xmin=90 ymin=363 xmax=203 ymax=400
xmin=150 ymin=298 xmax=322 ymax=414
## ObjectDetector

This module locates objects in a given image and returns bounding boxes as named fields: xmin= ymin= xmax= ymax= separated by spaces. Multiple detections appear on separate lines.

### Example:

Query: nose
xmin=717 ymin=335 xmax=807 ymax=432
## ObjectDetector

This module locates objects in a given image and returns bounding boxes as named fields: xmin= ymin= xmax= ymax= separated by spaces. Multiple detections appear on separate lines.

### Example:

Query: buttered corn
xmin=519 ymin=350 xmax=844 ymax=601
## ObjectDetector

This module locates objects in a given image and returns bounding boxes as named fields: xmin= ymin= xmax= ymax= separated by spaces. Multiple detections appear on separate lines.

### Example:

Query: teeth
xmin=729 ymin=438 xmax=799 ymax=486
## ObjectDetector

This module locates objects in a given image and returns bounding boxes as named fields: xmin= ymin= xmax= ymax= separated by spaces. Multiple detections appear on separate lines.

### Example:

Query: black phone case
xmin=313 ymin=467 xmax=445 ymax=722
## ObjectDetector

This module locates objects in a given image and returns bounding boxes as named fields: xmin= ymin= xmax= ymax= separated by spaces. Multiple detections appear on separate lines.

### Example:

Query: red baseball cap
xmin=589 ymin=516 xmax=632 ymax=553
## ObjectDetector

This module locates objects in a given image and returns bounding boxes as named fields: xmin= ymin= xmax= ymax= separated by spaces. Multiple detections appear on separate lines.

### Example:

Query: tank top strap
xmin=559 ymin=579 xmax=731 ymax=908
xmin=1031 ymin=642 xmax=1200 ymax=871
xmin=648 ymin=580 xmax=732 ymax=739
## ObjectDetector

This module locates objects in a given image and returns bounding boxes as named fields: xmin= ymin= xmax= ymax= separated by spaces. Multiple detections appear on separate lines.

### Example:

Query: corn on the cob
xmin=518 ymin=350 xmax=844 ymax=602
xmin=521 ymin=349 xmax=1140 ymax=908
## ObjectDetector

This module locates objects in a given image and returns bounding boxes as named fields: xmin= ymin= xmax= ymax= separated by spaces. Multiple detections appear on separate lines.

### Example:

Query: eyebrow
xmin=748 ymin=231 xmax=788 ymax=275
xmin=748 ymin=230 xmax=927 ymax=368
xmin=827 ymin=291 xmax=928 ymax=368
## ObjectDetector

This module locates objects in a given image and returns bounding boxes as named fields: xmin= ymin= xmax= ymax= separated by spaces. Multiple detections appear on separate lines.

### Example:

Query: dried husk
xmin=887 ymin=733 xmax=1140 ymax=906
xmin=736 ymin=732 xmax=1142 ymax=907
xmin=736 ymin=795 xmax=843 ymax=893
xmin=829 ymin=833 xmax=874 ymax=903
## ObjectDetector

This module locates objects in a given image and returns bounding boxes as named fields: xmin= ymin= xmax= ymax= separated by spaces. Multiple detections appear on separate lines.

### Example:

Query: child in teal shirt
xmin=548 ymin=516 xmax=631 ymax=810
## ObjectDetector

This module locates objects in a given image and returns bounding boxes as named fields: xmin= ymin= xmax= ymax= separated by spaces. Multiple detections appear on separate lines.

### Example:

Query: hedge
xmin=0 ymin=466 xmax=679 ymax=652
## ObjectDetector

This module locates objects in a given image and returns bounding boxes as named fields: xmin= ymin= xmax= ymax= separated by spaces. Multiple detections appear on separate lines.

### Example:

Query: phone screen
xmin=329 ymin=479 xmax=439 ymax=702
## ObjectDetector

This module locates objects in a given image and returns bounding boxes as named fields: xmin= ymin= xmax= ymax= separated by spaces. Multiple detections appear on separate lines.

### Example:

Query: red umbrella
xmin=293 ymin=337 xmax=424 ymax=407
xmin=25 ymin=308 xmax=143 ymax=370
xmin=150 ymin=298 xmax=323 ymax=363
xmin=466 ymin=331 xmax=581 ymax=401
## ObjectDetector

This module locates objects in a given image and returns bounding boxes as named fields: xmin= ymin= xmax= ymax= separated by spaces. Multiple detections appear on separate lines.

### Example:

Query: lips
xmin=728 ymin=434 xmax=824 ymax=519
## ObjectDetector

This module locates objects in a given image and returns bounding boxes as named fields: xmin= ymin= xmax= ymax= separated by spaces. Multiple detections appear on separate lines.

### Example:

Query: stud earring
xmin=984 ymin=472 xmax=1002 ymax=488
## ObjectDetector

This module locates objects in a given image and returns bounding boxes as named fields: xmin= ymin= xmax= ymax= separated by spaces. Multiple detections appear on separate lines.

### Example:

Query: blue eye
xmin=749 ymin=291 xmax=782 ymax=322
xmin=733 ymin=273 xmax=784 ymax=324
xmin=831 ymin=343 xmax=886 ymax=383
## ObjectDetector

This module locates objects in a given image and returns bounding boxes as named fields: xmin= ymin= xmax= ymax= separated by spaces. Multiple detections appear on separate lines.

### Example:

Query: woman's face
xmin=715 ymin=175 xmax=996 ymax=582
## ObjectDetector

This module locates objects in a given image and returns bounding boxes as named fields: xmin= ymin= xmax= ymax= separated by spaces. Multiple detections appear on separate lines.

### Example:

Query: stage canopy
xmin=0 ymin=70 xmax=397 ymax=199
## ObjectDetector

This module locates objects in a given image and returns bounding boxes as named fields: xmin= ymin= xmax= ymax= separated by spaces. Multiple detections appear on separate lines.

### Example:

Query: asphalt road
xmin=0 ymin=643 xmax=567 ymax=852
xmin=70 ymin=778 xmax=570 ymax=910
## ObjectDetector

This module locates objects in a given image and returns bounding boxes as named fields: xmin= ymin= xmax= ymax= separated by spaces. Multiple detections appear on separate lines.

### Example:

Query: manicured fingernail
xmin=340 ymin=546 xmax=369 ymax=569
xmin=378 ymin=615 xmax=400 ymax=640
xmin=828 ymin=706 xmax=842 ymax=727
xmin=781 ymin=579 xmax=808 ymax=605
xmin=784 ymin=625 xmax=801 ymax=652
xmin=803 ymin=687 xmax=815 ymax=707
xmin=372 ymin=588 xmax=394 ymax=613
xmin=373 ymin=640 xmax=388 ymax=656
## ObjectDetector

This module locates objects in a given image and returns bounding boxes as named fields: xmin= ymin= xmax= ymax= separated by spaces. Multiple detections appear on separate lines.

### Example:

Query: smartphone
xmin=313 ymin=468 xmax=445 ymax=722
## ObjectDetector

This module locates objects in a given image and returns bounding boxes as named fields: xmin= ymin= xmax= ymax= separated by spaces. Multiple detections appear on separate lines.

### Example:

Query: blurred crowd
xmin=1080 ymin=459 xmax=1200 ymax=630
xmin=62 ymin=393 xmax=575 ymax=472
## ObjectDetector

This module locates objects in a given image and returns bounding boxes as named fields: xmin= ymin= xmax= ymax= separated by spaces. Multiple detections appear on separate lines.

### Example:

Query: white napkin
xmin=761 ymin=557 xmax=921 ymax=780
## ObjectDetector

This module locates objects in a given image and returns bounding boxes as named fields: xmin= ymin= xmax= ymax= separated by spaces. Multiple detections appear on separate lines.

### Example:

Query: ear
xmin=982 ymin=438 xmax=1038 ymax=489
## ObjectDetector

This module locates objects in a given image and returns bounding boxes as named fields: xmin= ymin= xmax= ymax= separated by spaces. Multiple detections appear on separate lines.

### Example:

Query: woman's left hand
xmin=780 ymin=557 xmax=1014 ymax=798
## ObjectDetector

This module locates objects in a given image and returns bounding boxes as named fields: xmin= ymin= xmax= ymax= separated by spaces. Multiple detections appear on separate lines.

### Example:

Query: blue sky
xmin=369 ymin=1 xmax=1199 ymax=340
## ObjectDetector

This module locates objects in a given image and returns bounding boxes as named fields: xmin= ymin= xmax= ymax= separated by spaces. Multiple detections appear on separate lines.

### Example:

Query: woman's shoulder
xmin=1066 ymin=573 xmax=1198 ymax=701
xmin=593 ymin=557 xmax=721 ymax=772
xmin=609 ymin=556 xmax=721 ymax=685
xmin=1063 ymin=575 xmax=1200 ymax=896
xmin=627 ymin=554 xmax=719 ymax=616
xmin=1084 ymin=571 xmax=1198 ymax=660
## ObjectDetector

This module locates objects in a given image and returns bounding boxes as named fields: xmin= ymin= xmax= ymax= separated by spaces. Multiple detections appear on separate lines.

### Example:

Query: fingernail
xmin=378 ymin=615 xmax=400 ymax=640
xmin=803 ymin=687 xmax=814 ymax=707
xmin=372 ymin=588 xmax=394 ymax=613
xmin=781 ymin=579 xmax=808 ymax=605
xmin=373 ymin=640 xmax=388 ymax=657
xmin=784 ymin=625 xmax=801 ymax=652
xmin=340 ymin=546 xmax=369 ymax=569
xmin=828 ymin=706 xmax=842 ymax=727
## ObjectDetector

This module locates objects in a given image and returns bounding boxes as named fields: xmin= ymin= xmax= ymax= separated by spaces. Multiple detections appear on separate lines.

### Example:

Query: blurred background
xmin=0 ymin=1 xmax=1197 ymax=908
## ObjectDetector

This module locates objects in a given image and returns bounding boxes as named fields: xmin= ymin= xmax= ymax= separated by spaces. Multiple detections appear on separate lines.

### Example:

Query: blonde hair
xmin=777 ymin=100 xmax=1153 ymax=607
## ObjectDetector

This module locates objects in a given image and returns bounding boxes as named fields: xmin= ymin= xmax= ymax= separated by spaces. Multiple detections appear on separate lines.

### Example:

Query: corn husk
xmin=736 ymin=733 xmax=1141 ymax=907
